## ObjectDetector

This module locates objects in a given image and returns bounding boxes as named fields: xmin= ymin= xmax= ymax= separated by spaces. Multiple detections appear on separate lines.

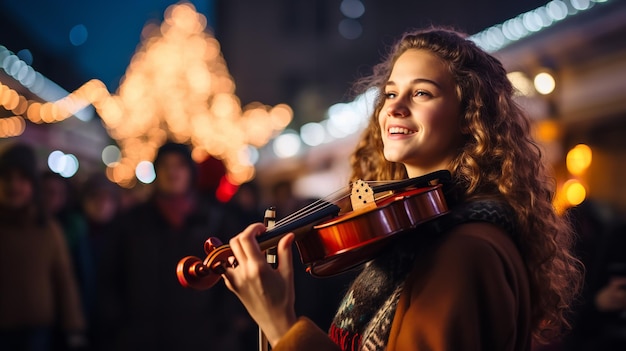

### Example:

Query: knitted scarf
xmin=328 ymin=200 xmax=517 ymax=351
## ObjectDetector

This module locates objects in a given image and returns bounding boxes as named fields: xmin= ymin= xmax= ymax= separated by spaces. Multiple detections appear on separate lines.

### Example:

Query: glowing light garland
xmin=0 ymin=2 xmax=292 ymax=187
xmin=470 ymin=0 xmax=611 ymax=52
xmin=0 ymin=0 xmax=613 ymax=186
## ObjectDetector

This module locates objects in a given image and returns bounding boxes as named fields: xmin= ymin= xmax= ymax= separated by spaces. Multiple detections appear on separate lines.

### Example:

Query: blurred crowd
xmin=0 ymin=140 xmax=624 ymax=351
xmin=0 ymin=140 xmax=353 ymax=351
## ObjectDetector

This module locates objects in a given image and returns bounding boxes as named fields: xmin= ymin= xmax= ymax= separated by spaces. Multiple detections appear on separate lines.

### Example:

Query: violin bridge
xmin=350 ymin=179 xmax=377 ymax=211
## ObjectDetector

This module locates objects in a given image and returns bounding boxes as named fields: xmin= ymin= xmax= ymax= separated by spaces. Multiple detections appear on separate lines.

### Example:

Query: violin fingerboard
xmin=351 ymin=179 xmax=376 ymax=211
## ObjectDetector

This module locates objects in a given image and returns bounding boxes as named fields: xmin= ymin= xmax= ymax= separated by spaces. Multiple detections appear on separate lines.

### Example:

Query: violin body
xmin=297 ymin=184 xmax=448 ymax=277
xmin=177 ymin=172 xmax=451 ymax=290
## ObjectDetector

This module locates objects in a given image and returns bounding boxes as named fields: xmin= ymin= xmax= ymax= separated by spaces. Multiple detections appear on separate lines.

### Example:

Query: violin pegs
xmin=204 ymin=237 xmax=224 ymax=254
xmin=177 ymin=244 xmax=235 ymax=290
xmin=176 ymin=256 xmax=222 ymax=290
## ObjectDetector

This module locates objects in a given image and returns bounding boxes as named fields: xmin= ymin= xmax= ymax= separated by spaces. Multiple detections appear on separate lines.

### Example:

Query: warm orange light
xmin=0 ymin=85 xmax=9 ymax=106
xmin=105 ymin=164 xmax=116 ymax=183
xmin=566 ymin=144 xmax=592 ymax=176
xmin=563 ymin=179 xmax=586 ymax=206
xmin=12 ymin=96 xmax=28 ymax=115
xmin=271 ymin=104 xmax=294 ymax=127
xmin=534 ymin=119 xmax=561 ymax=143
xmin=26 ymin=103 xmax=42 ymax=123
xmin=191 ymin=147 xmax=209 ymax=163
xmin=4 ymin=89 xmax=19 ymax=110
xmin=0 ymin=116 xmax=26 ymax=138
xmin=1 ymin=2 xmax=291 ymax=185
xmin=40 ymin=103 xmax=55 ymax=123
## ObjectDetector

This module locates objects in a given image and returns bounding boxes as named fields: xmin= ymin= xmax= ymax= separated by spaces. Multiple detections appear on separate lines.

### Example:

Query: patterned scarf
xmin=328 ymin=200 xmax=517 ymax=351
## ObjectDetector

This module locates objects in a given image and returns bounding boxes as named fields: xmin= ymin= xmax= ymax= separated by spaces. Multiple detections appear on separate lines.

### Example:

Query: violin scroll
xmin=176 ymin=237 xmax=233 ymax=290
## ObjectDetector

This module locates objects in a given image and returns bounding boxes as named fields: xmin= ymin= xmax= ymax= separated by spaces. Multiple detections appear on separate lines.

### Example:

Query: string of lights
xmin=470 ymin=0 xmax=611 ymax=52
xmin=0 ymin=0 xmax=612 ymax=197
xmin=1 ymin=2 xmax=292 ymax=187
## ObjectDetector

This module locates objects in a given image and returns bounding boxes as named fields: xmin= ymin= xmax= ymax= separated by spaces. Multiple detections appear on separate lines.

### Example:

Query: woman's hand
xmin=221 ymin=223 xmax=297 ymax=347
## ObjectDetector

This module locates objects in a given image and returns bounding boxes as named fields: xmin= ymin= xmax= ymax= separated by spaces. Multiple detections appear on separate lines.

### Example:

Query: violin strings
xmin=272 ymin=185 xmax=351 ymax=229
xmin=269 ymin=179 xmax=404 ymax=231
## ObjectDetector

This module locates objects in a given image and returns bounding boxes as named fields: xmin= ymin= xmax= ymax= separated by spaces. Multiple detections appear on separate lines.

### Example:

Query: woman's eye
xmin=384 ymin=92 xmax=397 ymax=99
xmin=414 ymin=90 xmax=431 ymax=97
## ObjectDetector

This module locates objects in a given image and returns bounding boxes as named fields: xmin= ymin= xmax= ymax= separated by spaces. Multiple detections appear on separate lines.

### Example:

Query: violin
xmin=177 ymin=170 xmax=451 ymax=290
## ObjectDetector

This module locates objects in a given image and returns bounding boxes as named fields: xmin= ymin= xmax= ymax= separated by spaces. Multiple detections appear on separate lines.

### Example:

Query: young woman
xmin=214 ymin=27 xmax=582 ymax=350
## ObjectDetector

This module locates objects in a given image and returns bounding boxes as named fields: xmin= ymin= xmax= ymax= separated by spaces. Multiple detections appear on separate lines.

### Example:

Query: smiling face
xmin=378 ymin=49 xmax=463 ymax=178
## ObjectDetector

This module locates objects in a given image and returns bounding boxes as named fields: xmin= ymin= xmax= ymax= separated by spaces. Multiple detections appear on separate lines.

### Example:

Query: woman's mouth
xmin=388 ymin=126 xmax=416 ymax=135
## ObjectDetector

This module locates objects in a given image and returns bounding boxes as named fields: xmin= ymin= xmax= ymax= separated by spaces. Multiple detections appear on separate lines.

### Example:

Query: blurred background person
xmin=79 ymin=173 xmax=121 ymax=264
xmin=74 ymin=173 xmax=122 ymax=337
xmin=270 ymin=180 xmax=304 ymax=220
xmin=0 ymin=142 xmax=86 ymax=351
xmin=227 ymin=180 xmax=263 ymax=232
xmin=559 ymin=199 xmax=626 ymax=351
xmin=41 ymin=171 xmax=94 ymax=331
xmin=93 ymin=141 xmax=252 ymax=350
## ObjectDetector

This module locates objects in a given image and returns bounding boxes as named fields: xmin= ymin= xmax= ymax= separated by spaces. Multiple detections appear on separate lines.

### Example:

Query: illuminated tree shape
xmin=1 ymin=2 xmax=291 ymax=186
xmin=87 ymin=1 xmax=292 ymax=186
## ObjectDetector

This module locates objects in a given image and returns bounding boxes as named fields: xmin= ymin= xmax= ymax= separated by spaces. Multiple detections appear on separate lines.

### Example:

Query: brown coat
xmin=0 ymin=211 xmax=85 ymax=331
xmin=274 ymin=222 xmax=531 ymax=351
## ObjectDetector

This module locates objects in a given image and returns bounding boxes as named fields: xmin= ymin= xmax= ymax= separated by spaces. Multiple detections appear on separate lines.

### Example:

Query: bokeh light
xmin=48 ymin=150 xmax=66 ymax=173
xmin=16 ymin=49 xmax=33 ymax=66
xmin=507 ymin=71 xmax=535 ymax=96
xmin=566 ymin=144 xmax=592 ymax=175
xmin=69 ymin=24 xmax=88 ymax=46
xmin=48 ymin=150 xmax=79 ymax=178
xmin=0 ymin=116 xmax=26 ymax=138
xmin=273 ymin=131 xmax=301 ymax=158
xmin=470 ymin=0 xmax=610 ymax=52
xmin=534 ymin=119 xmax=561 ymax=143
xmin=340 ymin=0 xmax=365 ymax=19
xmin=135 ymin=161 xmax=156 ymax=184
xmin=59 ymin=154 xmax=79 ymax=178
xmin=534 ymin=72 xmax=556 ymax=95
xmin=300 ymin=122 xmax=326 ymax=146
xmin=563 ymin=179 xmax=587 ymax=206
xmin=571 ymin=0 xmax=592 ymax=11
xmin=338 ymin=19 xmax=362 ymax=39
xmin=101 ymin=145 xmax=121 ymax=166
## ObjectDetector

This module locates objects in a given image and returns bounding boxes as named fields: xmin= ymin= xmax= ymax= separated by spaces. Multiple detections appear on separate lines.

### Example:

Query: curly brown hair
xmin=349 ymin=27 xmax=582 ymax=343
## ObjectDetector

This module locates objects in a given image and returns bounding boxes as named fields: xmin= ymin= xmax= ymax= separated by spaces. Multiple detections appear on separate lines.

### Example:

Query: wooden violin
xmin=177 ymin=170 xmax=451 ymax=290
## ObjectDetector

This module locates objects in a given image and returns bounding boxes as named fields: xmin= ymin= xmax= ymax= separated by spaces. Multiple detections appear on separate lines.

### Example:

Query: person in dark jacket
xmin=561 ymin=200 xmax=626 ymax=351
xmin=41 ymin=171 xmax=95 ymax=330
xmin=0 ymin=142 xmax=86 ymax=351
xmin=93 ymin=142 xmax=250 ymax=350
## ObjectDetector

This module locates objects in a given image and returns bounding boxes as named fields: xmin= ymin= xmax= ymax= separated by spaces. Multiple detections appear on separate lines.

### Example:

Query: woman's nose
xmin=386 ymin=102 xmax=409 ymax=118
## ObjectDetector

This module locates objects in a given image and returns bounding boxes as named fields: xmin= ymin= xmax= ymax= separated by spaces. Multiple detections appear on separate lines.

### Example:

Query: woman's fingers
xmin=238 ymin=222 xmax=267 ymax=263
xmin=223 ymin=222 xmax=269 ymax=289
xmin=219 ymin=225 xmax=297 ymax=345
xmin=228 ymin=222 xmax=264 ymax=264
xmin=277 ymin=233 xmax=295 ymax=279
